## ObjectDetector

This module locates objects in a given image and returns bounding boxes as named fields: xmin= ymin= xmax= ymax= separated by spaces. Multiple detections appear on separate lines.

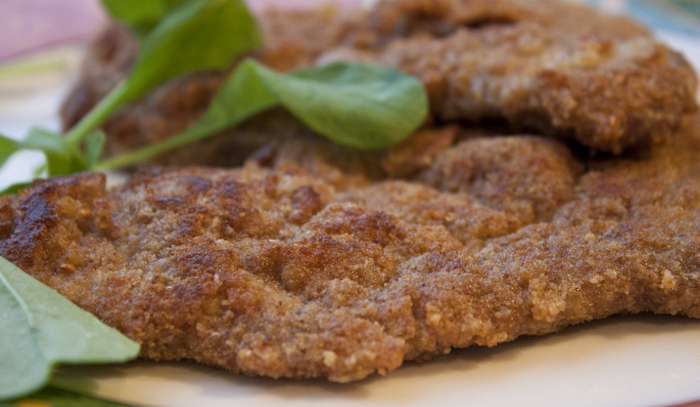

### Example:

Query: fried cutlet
xmin=60 ymin=0 xmax=697 ymax=166
xmin=322 ymin=0 xmax=698 ymax=153
xmin=3 ymin=115 xmax=700 ymax=382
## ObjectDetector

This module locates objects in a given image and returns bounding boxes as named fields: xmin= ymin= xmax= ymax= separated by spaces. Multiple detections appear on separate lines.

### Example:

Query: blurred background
xmin=0 ymin=0 xmax=370 ymax=63
xmin=1 ymin=0 xmax=699 ymax=63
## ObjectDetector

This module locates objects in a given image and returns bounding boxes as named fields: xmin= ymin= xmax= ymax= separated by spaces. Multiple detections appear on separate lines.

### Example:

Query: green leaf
xmin=253 ymin=61 xmax=428 ymax=150
xmin=198 ymin=59 xmax=281 ymax=129
xmin=0 ymin=135 xmax=20 ymax=167
xmin=97 ymin=59 xmax=428 ymax=169
xmin=2 ymin=386 xmax=130 ymax=407
xmin=22 ymin=129 xmax=85 ymax=176
xmin=199 ymin=59 xmax=428 ymax=150
xmin=66 ymin=0 xmax=263 ymax=145
xmin=0 ymin=130 xmax=88 ymax=195
xmin=0 ymin=182 xmax=31 ymax=197
xmin=0 ymin=257 xmax=140 ymax=400
xmin=102 ymin=0 xmax=188 ymax=38
xmin=84 ymin=131 xmax=106 ymax=171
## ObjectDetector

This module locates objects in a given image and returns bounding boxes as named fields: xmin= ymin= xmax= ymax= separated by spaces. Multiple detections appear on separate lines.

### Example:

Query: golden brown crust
xmin=4 ymin=116 xmax=700 ymax=381
xmin=417 ymin=136 xmax=584 ymax=223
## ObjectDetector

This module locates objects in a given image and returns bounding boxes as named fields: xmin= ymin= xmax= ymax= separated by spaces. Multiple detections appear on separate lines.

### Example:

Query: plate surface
xmin=52 ymin=315 xmax=700 ymax=407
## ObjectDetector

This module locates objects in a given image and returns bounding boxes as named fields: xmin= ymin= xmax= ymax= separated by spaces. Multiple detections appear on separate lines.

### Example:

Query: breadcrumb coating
xmin=3 ymin=115 xmax=700 ymax=382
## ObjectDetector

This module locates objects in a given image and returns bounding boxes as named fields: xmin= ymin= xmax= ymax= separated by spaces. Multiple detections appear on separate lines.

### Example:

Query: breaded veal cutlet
xmin=3 ymin=115 xmax=700 ymax=382
xmin=60 ymin=0 xmax=697 ymax=168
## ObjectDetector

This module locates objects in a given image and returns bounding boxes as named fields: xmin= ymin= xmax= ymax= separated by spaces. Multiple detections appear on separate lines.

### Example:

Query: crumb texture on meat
xmin=4 ymin=115 xmax=700 ymax=382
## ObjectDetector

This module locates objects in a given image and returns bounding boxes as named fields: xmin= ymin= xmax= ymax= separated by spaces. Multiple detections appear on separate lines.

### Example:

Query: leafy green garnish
xmin=0 ymin=182 xmax=32 ymax=196
xmin=64 ymin=0 xmax=262 ymax=146
xmin=0 ymin=130 xmax=85 ymax=178
xmin=1 ymin=0 xmax=428 ymax=190
xmin=0 ymin=0 xmax=263 ymax=194
xmin=1 ymin=387 xmax=130 ymax=407
xmin=96 ymin=60 xmax=428 ymax=169
xmin=0 ymin=130 xmax=105 ymax=196
xmin=20 ymin=129 xmax=86 ymax=176
xmin=0 ymin=257 xmax=140 ymax=400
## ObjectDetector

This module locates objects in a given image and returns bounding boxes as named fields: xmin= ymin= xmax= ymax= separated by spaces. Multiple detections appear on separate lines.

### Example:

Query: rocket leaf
xmin=65 ymin=0 xmax=262 ymax=146
xmin=0 ymin=129 xmax=106 ymax=196
xmin=96 ymin=59 xmax=428 ymax=169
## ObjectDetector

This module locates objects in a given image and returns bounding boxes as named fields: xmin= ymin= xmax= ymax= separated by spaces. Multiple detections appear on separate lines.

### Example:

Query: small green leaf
xmin=0 ymin=135 xmax=20 ymax=168
xmin=0 ymin=257 xmax=140 ymax=400
xmin=198 ymin=59 xmax=280 ymax=128
xmin=200 ymin=59 xmax=428 ymax=150
xmin=2 ymin=386 xmax=130 ymax=407
xmin=102 ymin=0 xmax=188 ymax=38
xmin=0 ymin=182 xmax=31 ymax=197
xmin=84 ymin=131 xmax=106 ymax=171
xmin=0 ymin=130 xmax=88 ymax=195
xmin=22 ymin=129 xmax=85 ymax=176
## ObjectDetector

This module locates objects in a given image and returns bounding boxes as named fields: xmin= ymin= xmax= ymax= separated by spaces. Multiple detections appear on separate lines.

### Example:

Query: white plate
xmin=2 ymin=27 xmax=700 ymax=407
xmin=51 ymin=315 xmax=700 ymax=407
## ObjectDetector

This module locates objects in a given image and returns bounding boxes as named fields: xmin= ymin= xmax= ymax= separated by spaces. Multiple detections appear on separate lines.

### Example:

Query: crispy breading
xmin=60 ymin=0 xmax=697 ymax=163
xmin=416 ymin=136 xmax=584 ymax=223
xmin=3 ymin=115 xmax=700 ymax=382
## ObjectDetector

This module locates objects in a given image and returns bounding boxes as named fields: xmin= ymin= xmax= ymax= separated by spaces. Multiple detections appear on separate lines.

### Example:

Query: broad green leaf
xmin=253 ymin=61 xmax=428 ymax=150
xmin=66 ymin=0 xmax=262 ymax=145
xmin=0 ymin=257 xmax=140 ymax=400
xmin=84 ymin=131 xmax=106 ymax=171
xmin=198 ymin=59 xmax=281 ymax=128
xmin=1 ymin=387 xmax=129 ymax=407
xmin=102 ymin=0 xmax=188 ymax=38
xmin=199 ymin=59 xmax=427 ymax=150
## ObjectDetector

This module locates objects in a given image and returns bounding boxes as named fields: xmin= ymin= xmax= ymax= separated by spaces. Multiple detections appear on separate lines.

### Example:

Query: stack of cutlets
xmin=1 ymin=0 xmax=699 ymax=382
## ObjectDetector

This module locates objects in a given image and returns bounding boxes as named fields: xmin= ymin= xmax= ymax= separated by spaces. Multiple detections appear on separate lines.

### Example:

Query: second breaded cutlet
xmin=60 ymin=0 xmax=697 ymax=169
